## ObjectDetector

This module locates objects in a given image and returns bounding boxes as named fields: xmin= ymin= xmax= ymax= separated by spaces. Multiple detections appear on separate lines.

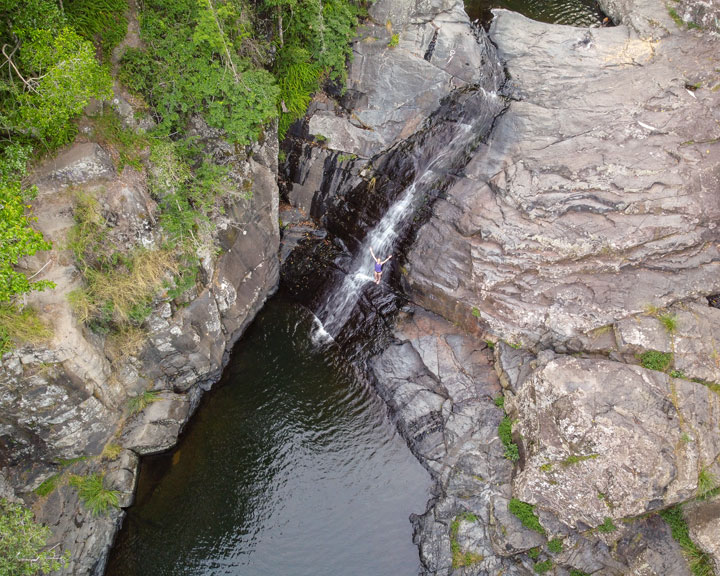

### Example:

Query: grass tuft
xmin=450 ymin=512 xmax=483 ymax=568
xmin=534 ymin=559 xmax=553 ymax=574
xmin=91 ymin=109 xmax=148 ymax=171
xmin=658 ymin=313 xmax=678 ymax=333
xmin=660 ymin=505 xmax=714 ymax=576
xmin=128 ymin=389 xmax=160 ymax=414
xmin=697 ymin=467 xmax=718 ymax=500
xmin=499 ymin=416 xmax=519 ymax=462
xmin=101 ymin=443 xmax=124 ymax=461
xmin=597 ymin=517 xmax=617 ymax=533
xmin=34 ymin=474 xmax=60 ymax=497
xmin=547 ymin=538 xmax=563 ymax=554
xmin=70 ymin=248 xmax=177 ymax=331
xmin=0 ymin=304 xmax=53 ymax=356
xmin=561 ymin=453 xmax=599 ymax=467
xmin=69 ymin=473 xmax=120 ymax=516
xmin=509 ymin=499 xmax=545 ymax=534
xmin=638 ymin=350 xmax=673 ymax=372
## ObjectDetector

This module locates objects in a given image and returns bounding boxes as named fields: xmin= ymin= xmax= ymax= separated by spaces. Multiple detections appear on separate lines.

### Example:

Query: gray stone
xmin=301 ymin=0 xmax=502 ymax=158
xmin=406 ymin=9 xmax=720 ymax=348
xmin=120 ymin=392 xmax=191 ymax=455
xmin=508 ymin=355 xmax=720 ymax=530
xmin=33 ymin=143 xmax=115 ymax=189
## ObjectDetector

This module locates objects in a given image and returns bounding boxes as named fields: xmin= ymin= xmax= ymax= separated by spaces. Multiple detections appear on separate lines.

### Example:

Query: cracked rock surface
xmin=406 ymin=7 xmax=720 ymax=347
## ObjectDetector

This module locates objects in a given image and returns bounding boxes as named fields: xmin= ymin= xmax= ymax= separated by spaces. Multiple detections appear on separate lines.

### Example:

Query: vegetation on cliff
xmin=0 ymin=0 xmax=111 ymax=303
xmin=0 ymin=0 xmax=363 ymax=344
xmin=0 ymin=498 xmax=69 ymax=575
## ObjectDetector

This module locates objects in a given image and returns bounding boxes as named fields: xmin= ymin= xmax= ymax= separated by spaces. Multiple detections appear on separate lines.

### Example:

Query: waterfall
xmin=307 ymin=85 xmax=503 ymax=343
xmin=312 ymin=118 xmax=481 ymax=340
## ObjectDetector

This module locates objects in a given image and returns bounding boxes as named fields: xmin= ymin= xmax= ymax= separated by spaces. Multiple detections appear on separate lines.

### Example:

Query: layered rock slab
xmin=370 ymin=310 xmax=694 ymax=575
xmin=406 ymin=9 xmax=720 ymax=347
xmin=302 ymin=0 xmax=503 ymax=159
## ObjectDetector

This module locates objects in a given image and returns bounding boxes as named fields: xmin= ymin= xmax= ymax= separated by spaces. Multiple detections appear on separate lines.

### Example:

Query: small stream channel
xmin=105 ymin=297 xmax=429 ymax=575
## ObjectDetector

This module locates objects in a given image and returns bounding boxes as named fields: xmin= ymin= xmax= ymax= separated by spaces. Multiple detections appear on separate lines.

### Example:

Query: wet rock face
xmin=507 ymin=353 xmax=720 ymax=529
xmin=406 ymin=9 xmax=720 ymax=347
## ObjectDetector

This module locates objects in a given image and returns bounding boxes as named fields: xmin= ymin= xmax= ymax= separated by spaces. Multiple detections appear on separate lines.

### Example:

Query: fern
xmin=66 ymin=0 xmax=129 ymax=58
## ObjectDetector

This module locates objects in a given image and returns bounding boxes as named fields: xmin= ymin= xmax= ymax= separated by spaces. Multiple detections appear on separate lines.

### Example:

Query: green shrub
xmin=266 ymin=0 xmax=363 ymax=138
xmin=0 ymin=499 xmax=69 ymax=575
xmin=0 ymin=2 xmax=112 ymax=304
xmin=569 ymin=570 xmax=590 ymax=576
xmin=499 ymin=415 xmax=519 ymax=462
xmin=509 ymin=499 xmax=545 ymax=534
xmin=534 ymin=559 xmax=553 ymax=574
xmin=547 ymin=538 xmax=563 ymax=554
xmin=120 ymin=0 xmax=278 ymax=145
xmin=638 ymin=350 xmax=673 ymax=372
xmin=69 ymin=473 xmax=119 ymax=516
xmin=494 ymin=396 xmax=505 ymax=408
xmin=528 ymin=546 xmax=540 ymax=559
xmin=597 ymin=517 xmax=617 ymax=533
xmin=0 ymin=180 xmax=54 ymax=303
xmin=388 ymin=32 xmax=399 ymax=47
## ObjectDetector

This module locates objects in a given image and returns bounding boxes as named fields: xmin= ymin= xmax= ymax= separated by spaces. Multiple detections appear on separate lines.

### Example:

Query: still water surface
xmin=105 ymin=298 xmax=430 ymax=576
xmin=465 ymin=0 xmax=606 ymax=27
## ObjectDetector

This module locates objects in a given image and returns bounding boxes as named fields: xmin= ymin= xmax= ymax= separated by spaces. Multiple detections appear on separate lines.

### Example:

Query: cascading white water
xmin=313 ymin=122 xmax=476 ymax=340
xmin=313 ymin=182 xmax=417 ymax=338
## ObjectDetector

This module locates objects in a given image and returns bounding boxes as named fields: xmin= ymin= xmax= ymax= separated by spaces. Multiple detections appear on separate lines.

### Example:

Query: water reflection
xmin=105 ymin=298 xmax=430 ymax=576
xmin=465 ymin=0 xmax=606 ymax=27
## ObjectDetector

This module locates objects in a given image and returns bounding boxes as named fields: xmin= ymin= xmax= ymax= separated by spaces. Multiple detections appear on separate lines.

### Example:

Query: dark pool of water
xmin=465 ymin=0 xmax=607 ymax=27
xmin=105 ymin=298 xmax=430 ymax=576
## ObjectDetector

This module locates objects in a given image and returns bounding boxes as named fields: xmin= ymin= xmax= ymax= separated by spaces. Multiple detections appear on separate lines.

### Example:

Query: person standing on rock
xmin=370 ymin=247 xmax=392 ymax=284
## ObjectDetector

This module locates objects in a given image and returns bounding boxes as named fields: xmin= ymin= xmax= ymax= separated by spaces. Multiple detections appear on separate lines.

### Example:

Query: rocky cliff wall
xmin=0 ymin=109 xmax=280 ymax=575
xmin=284 ymin=0 xmax=720 ymax=572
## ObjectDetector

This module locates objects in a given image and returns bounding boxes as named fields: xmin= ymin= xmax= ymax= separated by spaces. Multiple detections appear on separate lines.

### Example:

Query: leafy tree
xmin=262 ymin=0 xmax=362 ymax=136
xmin=0 ymin=0 xmax=113 ymax=302
xmin=0 ymin=179 xmax=52 ymax=302
xmin=0 ymin=498 xmax=69 ymax=576
xmin=0 ymin=0 xmax=113 ymax=148
xmin=120 ymin=0 xmax=279 ymax=145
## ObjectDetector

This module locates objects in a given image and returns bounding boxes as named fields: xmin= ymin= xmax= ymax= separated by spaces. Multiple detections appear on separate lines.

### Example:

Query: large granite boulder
xmin=507 ymin=353 xmax=720 ymax=530
xmin=371 ymin=309 xmax=694 ymax=575
xmin=405 ymin=8 xmax=720 ymax=347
